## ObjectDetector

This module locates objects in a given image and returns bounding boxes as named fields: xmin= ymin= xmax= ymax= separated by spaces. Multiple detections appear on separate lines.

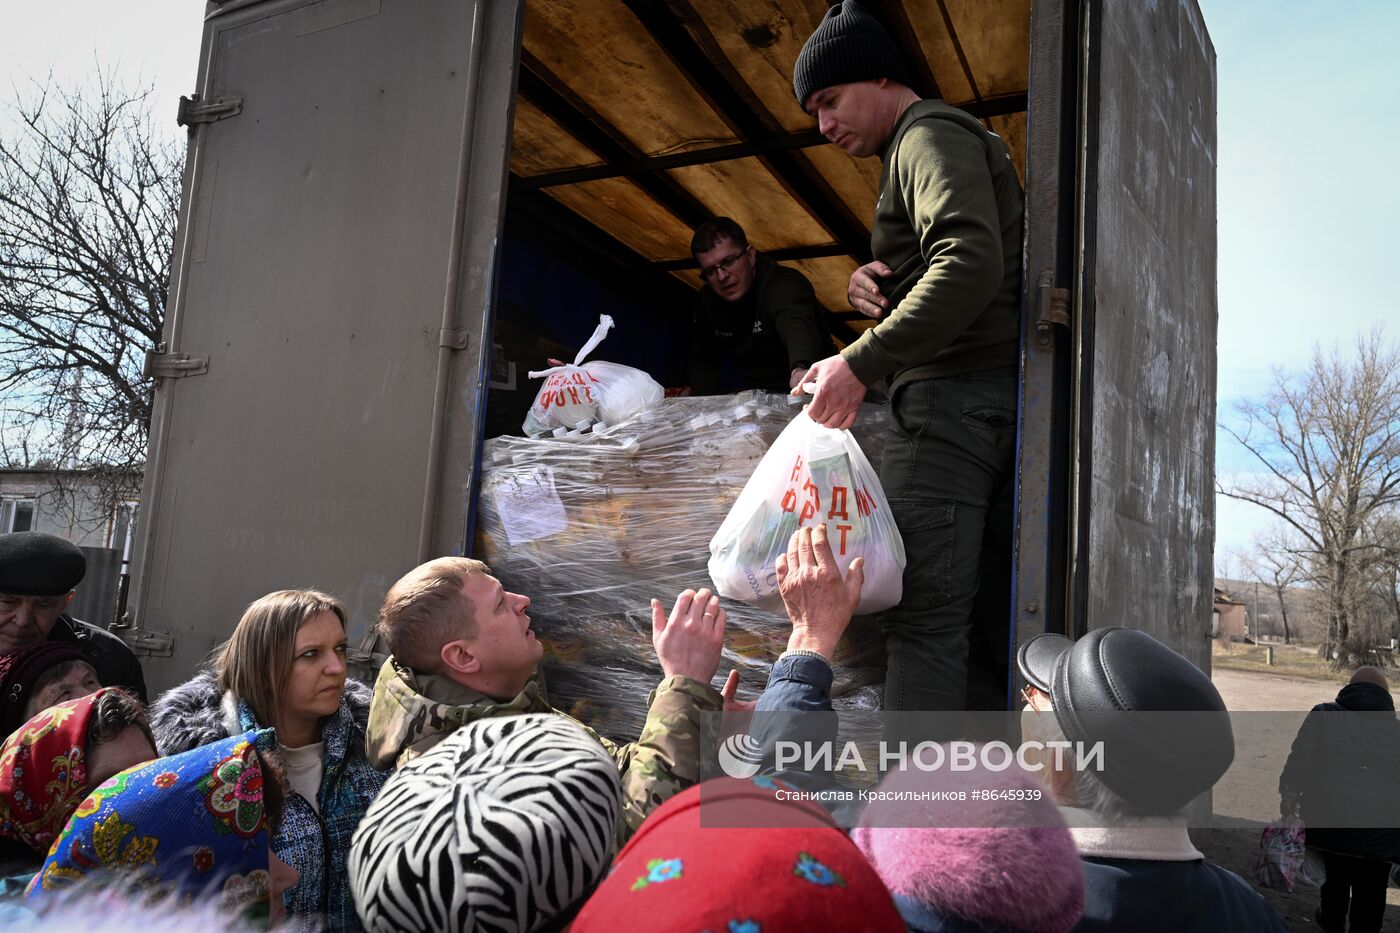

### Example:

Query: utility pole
xmin=1252 ymin=580 xmax=1259 ymax=642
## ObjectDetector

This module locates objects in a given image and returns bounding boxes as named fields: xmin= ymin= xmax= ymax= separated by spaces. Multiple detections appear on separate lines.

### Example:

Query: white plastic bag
xmin=1255 ymin=817 xmax=1307 ymax=892
xmin=523 ymin=315 xmax=663 ymax=435
xmin=583 ymin=360 xmax=665 ymax=425
xmin=708 ymin=410 xmax=905 ymax=615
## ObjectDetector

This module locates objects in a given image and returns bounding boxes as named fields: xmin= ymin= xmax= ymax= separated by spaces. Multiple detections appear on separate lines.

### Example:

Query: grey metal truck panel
xmin=1071 ymin=0 xmax=1218 ymax=666
xmin=129 ymin=0 xmax=523 ymax=694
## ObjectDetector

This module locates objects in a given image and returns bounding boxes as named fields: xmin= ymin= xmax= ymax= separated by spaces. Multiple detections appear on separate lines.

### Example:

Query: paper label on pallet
xmin=496 ymin=467 xmax=568 ymax=545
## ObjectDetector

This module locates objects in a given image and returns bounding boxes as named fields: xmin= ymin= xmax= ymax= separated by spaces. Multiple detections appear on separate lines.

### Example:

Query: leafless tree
xmin=1219 ymin=328 xmax=1400 ymax=668
xmin=0 ymin=73 xmax=182 ymax=510
xmin=1241 ymin=527 xmax=1310 ymax=645
xmin=1360 ymin=510 xmax=1400 ymax=645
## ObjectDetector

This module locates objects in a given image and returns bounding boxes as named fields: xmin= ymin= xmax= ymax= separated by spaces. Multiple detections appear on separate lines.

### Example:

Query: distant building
xmin=1216 ymin=576 xmax=1316 ymax=642
xmin=0 ymin=468 xmax=140 ymax=555
xmin=1 ymin=468 xmax=142 ymax=626
xmin=1213 ymin=586 xmax=1248 ymax=642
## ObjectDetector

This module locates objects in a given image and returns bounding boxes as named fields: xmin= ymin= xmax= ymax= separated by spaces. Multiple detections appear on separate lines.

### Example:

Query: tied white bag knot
xmin=524 ymin=315 xmax=663 ymax=434
xmin=708 ymin=410 xmax=906 ymax=615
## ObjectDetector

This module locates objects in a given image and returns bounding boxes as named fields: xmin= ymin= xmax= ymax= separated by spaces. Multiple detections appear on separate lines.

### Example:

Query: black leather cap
xmin=0 ymin=531 xmax=86 ymax=596
xmin=1025 ymin=627 xmax=1234 ymax=814
xmin=1016 ymin=632 xmax=1071 ymax=693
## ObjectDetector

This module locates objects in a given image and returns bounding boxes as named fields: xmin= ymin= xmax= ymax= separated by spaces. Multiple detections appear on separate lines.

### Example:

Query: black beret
xmin=0 ymin=532 xmax=87 ymax=596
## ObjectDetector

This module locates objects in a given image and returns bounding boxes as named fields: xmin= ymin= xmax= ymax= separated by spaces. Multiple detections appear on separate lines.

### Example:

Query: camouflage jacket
xmin=364 ymin=657 xmax=721 ymax=839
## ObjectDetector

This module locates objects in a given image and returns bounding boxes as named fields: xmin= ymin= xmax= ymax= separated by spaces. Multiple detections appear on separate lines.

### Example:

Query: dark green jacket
xmin=843 ymin=99 xmax=1023 ymax=389
xmin=691 ymin=255 xmax=828 ymax=394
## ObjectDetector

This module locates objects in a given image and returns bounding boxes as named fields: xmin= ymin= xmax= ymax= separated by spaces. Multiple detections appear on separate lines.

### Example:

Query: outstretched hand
xmin=774 ymin=524 xmax=864 ymax=659
xmin=721 ymin=669 xmax=757 ymax=713
xmin=651 ymin=588 xmax=727 ymax=685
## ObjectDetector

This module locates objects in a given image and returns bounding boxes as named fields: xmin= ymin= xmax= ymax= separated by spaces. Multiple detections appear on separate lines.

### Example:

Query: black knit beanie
xmin=793 ymin=1 xmax=912 ymax=108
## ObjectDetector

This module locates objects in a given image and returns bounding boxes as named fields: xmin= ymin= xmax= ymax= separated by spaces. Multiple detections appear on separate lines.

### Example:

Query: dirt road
xmin=1213 ymin=667 xmax=1358 ymax=711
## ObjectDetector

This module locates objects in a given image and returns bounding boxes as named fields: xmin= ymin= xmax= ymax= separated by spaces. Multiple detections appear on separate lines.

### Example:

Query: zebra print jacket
xmin=149 ymin=671 xmax=389 ymax=931
xmin=364 ymin=657 xmax=722 ymax=840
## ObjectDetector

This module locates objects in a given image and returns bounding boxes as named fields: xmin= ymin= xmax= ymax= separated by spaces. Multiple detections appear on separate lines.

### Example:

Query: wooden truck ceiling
xmin=510 ymin=0 xmax=1030 ymax=330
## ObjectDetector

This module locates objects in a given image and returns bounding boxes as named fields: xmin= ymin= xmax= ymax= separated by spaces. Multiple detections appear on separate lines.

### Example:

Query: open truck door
xmin=1014 ymin=0 xmax=1217 ymax=672
xmin=127 ymin=0 xmax=1216 ymax=703
xmin=126 ymin=0 xmax=523 ymax=693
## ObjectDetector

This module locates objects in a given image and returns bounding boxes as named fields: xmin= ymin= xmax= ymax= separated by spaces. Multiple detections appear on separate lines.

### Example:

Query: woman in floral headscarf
xmin=0 ymin=688 xmax=155 ymax=878
xmin=26 ymin=730 xmax=300 ymax=925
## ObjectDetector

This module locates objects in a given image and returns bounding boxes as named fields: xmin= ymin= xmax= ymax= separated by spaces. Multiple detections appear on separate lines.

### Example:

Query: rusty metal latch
xmin=143 ymin=346 xmax=209 ymax=380
xmin=176 ymin=94 xmax=244 ymax=128
xmin=1035 ymin=273 xmax=1071 ymax=347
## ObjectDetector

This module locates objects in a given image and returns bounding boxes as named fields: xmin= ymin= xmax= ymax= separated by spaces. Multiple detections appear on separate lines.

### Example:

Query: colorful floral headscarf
xmin=0 ymin=688 xmax=113 ymax=853
xmin=26 ymin=729 xmax=274 ymax=917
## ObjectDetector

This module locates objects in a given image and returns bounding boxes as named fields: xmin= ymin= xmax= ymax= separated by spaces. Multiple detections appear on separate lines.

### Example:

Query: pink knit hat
xmin=853 ymin=757 xmax=1084 ymax=933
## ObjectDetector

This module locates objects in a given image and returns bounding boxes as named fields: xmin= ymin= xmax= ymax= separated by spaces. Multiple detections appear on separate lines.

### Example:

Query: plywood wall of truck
xmin=508 ymin=0 xmax=1031 ymax=341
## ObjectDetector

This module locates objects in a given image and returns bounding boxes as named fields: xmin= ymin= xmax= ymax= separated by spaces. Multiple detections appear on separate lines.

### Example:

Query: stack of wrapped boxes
xmin=476 ymin=392 xmax=891 ymax=741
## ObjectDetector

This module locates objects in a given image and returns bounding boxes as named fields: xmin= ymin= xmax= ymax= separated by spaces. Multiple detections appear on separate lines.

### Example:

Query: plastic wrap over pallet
xmin=476 ymin=392 xmax=892 ymax=743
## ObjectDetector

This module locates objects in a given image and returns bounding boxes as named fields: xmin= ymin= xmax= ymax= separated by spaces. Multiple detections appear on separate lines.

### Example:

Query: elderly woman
xmin=149 ymin=589 xmax=387 ymax=930
xmin=26 ymin=730 xmax=299 ymax=926
xmin=0 ymin=642 xmax=103 ymax=739
xmin=0 ymin=688 xmax=156 ymax=879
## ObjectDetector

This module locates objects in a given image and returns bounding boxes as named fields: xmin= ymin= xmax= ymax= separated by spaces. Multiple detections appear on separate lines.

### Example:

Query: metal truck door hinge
xmin=177 ymin=95 xmax=244 ymax=128
xmin=112 ymin=625 xmax=175 ymax=658
xmin=1035 ymin=273 xmax=1071 ymax=347
xmin=439 ymin=328 xmax=470 ymax=350
xmin=143 ymin=346 xmax=210 ymax=380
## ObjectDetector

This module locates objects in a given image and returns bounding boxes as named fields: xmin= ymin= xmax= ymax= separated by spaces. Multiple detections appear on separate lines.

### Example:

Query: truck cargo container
xmin=123 ymin=0 xmax=1217 ymax=701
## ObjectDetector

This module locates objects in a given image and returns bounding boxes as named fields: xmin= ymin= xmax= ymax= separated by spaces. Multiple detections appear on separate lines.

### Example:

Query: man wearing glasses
xmin=688 ymin=217 xmax=829 ymax=395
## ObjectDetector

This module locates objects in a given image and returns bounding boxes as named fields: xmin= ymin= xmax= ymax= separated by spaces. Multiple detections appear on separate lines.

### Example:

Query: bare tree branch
xmin=1218 ymin=326 xmax=1400 ymax=667
xmin=0 ymin=71 xmax=181 ymax=511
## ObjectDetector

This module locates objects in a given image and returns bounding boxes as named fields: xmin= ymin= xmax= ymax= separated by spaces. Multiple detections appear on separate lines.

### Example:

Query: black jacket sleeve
xmin=54 ymin=615 xmax=149 ymax=703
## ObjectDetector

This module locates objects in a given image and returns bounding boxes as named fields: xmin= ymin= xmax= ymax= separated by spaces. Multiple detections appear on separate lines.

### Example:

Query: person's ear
xmin=1049 ymin=759 xmax=1079 ymax=807
xmin=63 ymin=591 xmax=76 ymax=610
xmin=440 ymin=640 xmax=480 ymax=676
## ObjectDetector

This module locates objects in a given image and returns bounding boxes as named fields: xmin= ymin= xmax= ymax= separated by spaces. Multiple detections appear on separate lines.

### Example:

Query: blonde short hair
xmin=216 ymin=589 xmax=347 ymax=728
xmin=376 ymin=557 xmax=488 ymax=674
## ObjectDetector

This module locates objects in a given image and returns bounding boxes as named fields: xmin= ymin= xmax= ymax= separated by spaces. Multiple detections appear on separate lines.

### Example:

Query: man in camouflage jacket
xmin=366 ymin=556 xmax=727 ymax=840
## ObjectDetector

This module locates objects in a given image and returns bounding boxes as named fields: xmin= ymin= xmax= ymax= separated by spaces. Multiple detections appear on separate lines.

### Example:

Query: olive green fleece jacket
xmin=842 ymin=99 xmax=1024 ymax=389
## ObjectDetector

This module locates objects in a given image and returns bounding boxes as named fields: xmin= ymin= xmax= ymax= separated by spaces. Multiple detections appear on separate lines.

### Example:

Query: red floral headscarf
xmin=0 ymin=688 xmax=112 ymax=853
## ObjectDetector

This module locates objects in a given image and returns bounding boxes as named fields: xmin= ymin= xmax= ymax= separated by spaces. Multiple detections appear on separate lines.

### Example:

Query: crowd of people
xmin=0 ymin=523 xmax=1300 ymax=932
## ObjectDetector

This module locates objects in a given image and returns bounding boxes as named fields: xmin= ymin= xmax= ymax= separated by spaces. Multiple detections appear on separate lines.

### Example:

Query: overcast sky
xmin=4 ymin=0 xmax=1396 ymax=566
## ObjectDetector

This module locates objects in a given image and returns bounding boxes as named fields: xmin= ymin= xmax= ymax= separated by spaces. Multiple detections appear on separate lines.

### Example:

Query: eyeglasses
xmin=1021 ymin=684 xmax=1051 ymax=711
xmin=699 ymin=250 xmax=748 ymax=282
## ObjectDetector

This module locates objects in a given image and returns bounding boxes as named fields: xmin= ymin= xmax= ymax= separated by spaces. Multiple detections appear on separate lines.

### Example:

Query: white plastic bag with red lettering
xmin=708 ymin=410 xmax=905 ymax=614
xmin=523 ymin=315 xmax=663 ymax=435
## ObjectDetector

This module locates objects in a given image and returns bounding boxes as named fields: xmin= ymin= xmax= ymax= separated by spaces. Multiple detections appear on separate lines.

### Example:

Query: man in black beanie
xmin=790 ymin=2 xmax=1023 ymax=713
xmin=0 ymin=531 xmax=147 ymax=703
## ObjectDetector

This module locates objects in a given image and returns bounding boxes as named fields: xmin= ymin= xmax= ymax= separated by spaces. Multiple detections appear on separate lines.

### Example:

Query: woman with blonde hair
xmin=149 ymin=589 xmax=388 ymax=931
